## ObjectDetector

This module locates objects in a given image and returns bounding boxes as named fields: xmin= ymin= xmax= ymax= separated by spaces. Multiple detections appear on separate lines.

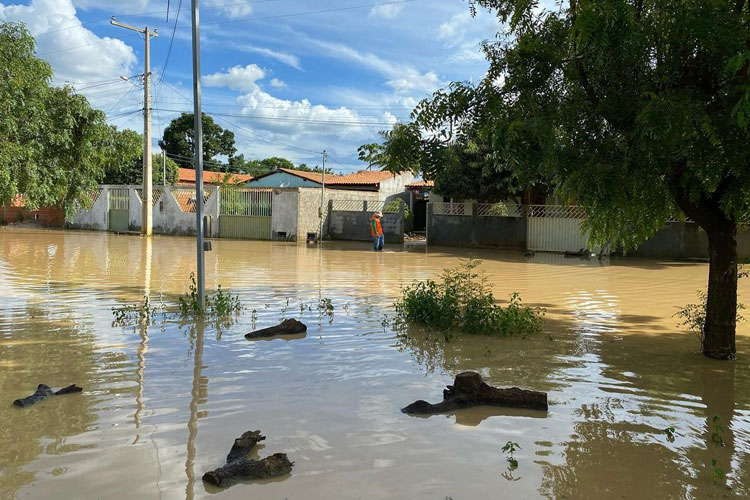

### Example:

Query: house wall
xmin=248 ymin=171 xmax=322 ymax=189
xmin=378 ymin=172 xmax=416 ymax=202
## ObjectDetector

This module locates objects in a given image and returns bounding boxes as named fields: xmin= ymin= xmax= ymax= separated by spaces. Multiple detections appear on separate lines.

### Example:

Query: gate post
xmin=426 ymin=202 xmax=433 ymax=245
xmin=471 ymin=202 xmax=478 ymax=247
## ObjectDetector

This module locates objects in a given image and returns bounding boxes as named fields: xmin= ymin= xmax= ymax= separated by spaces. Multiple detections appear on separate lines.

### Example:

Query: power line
xmin=211 ymin=113 xmax=321 ymax=155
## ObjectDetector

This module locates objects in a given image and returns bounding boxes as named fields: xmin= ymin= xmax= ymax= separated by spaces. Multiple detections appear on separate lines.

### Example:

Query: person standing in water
xmin=370 ymin=211 xmax=384 ymax=251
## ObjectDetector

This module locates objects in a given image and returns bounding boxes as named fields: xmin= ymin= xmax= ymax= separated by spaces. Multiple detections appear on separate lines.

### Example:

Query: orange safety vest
xmin=370 ymin=216 xmax=383 ymax=237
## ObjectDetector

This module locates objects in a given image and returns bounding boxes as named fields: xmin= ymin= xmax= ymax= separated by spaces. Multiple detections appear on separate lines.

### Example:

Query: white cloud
xmin=368 ymin=3 xmax=404 ymax=19
xmin=311 ymin=40 xmax=443 ymax=95
xmin=203 ymin=64 xmax=266 ymax=92
xmin=205 ymin=0 xmax=253 ymax=19
xmin=0 ymin=0 xmax=137 ymax=111
xmin=269 ymin=78 xmax=287 ymax=89
xmin=231 ymin=43 xmax=302 ymax=70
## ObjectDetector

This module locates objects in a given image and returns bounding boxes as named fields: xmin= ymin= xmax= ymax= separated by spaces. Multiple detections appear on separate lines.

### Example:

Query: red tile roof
xmin=178 ymin=167 xmax=253 ymax=185
xmin=268 ymin=168 xmax=396 ymax=186
xmin=406 ymin=180 xmax=434 ymax=188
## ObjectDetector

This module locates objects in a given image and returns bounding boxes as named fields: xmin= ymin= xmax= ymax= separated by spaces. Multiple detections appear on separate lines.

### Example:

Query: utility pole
xmin=110 ymin=17 xmax=158 ymax=236
xmin=190 ymin=0 xmax=206 ymax=307
xmin=162 ymin=148 xmax=166 ymax=186
xmin=319 ymin=150 xmax=327 ymax=242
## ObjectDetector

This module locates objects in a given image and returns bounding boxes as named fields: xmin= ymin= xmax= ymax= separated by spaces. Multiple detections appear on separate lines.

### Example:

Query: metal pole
xmin=110 ymin=17 xmax=157 ymax=235
xmin=191 ymin=0 xmax=205 ymax=307
xmin=319 ymin=150 xmax=326 ymax=242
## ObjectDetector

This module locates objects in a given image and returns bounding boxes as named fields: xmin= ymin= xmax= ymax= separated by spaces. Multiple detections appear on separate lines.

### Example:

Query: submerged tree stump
xmin=202 ymin=430 xmax=293 ymax=488
xmin=13 ymin=384 xmax=83 ymax=407
xmin=402 ymin=372 xmax=547 ymax=414
xmin=245 ymin=319 xmax=307 ymax=339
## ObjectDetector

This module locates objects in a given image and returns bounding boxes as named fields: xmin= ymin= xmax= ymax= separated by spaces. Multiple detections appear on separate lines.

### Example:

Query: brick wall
xmin=1 ymin=205 xmax=64 ymax=227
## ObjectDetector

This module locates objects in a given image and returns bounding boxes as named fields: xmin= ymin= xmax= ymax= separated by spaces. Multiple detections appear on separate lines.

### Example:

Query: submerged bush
xmin=394 ymin=259 xmax=544 ymax=336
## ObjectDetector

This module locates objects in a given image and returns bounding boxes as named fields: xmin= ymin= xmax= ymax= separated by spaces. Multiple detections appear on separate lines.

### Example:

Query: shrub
xmin=384 ymin=198 xmax=413 ymax=221
xmin=394 ymin=259 xmax=544 ymax=336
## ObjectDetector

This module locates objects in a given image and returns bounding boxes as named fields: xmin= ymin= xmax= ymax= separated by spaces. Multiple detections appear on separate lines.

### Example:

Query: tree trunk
xmin=703 ymin=224 xmax=738 ymax=360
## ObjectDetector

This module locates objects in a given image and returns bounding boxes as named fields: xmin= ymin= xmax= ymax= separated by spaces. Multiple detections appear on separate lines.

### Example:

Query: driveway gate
xmin=219 ymin=188 xmax=272 ymax=240
xmin=527 ymin=205 xmax=595 ymax=252
xmin=108 ymin=188 xmax=129 ymax=232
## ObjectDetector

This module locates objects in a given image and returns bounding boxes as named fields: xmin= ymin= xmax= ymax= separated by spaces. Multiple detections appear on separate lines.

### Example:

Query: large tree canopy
xmin=380 ymin=0 xmax=750 ymax=359
xmin=0 ymin=22 xmax=108 ymax=213
xmin=159 ymin=112 xmax=237 ymax=167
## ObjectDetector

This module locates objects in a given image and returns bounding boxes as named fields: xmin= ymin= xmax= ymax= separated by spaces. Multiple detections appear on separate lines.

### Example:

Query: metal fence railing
xmin=330 ymin=200 xmax=366 ymax=212
xmin=136 ymin=188 xmax=164 ymax=208
xmin=220 ymin=188 xmax=272 ymax=217
xmin=432 ymin=202 xmax=470 ymax=216
xmin=528 ymin=205 xmax=587 ymax=219
xmin=109 ymin=188 xmax=129 ymax=210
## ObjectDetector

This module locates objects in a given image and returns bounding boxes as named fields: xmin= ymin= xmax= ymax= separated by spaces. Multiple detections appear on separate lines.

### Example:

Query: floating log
xmin=402 ymin=371 xmax=547 ymax=414
xmin=13 ymin=383 xmax=83 ymax=407
xmin=245 ymin=319 xmax=307 ymax=340
xmin=202 ymin=430 xmax=293 ymax=488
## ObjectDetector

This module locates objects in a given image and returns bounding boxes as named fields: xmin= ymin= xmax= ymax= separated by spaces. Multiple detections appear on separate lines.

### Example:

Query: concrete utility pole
xmin=110 ymin=17 xmax=158 ymax=236
xmin=319 ymin=150 xmax=327 ymax=242
xmin=190 ymin=0 xmax=206 ymax=307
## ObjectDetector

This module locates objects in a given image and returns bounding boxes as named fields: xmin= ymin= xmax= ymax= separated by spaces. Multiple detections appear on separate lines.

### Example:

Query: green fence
xmin=219 ymin=215 xmax=271 ymax=240
xmin=108 ymin=188 xmax=129 ymax=232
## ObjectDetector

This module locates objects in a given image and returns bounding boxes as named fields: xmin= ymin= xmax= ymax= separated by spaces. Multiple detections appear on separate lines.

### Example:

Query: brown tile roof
xmin=178 ymin=167 xmax=253 ymax=185
xmin=270 ymin=168 xmax=396 ymax=186
xmin=406 ymin=180 xmax=434 ymax=188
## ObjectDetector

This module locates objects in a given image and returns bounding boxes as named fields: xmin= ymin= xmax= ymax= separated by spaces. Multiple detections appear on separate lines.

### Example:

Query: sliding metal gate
xmin=219 ymin=188 xmax=272 ymax=240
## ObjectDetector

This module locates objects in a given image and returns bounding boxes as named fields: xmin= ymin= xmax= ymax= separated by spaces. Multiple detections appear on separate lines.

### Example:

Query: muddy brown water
xmin=1 ymin=227 xmax=749 ymax=499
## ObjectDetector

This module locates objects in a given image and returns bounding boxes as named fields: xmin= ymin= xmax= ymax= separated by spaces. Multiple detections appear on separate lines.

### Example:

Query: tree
xmin=0 ymin=22 xmax=109 ymax=213
xmin=158 ymin=112 xmax=236 ymax=168
xmin=100 ymin=127 xmax=179 ymax=185
xmin=357 ymin=143 xmax=385 ymax=169
xmin=383 ymin=1 xmax=750 ymax=359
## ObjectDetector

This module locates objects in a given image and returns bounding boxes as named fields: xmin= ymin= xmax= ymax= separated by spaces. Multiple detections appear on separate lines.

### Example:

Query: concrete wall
xmin=631 ymin=222 xmax=750 ymax=259
xmin=328 ymin=204 xmax=405 ymax=244
xmin=271 ymin=189 xmax=298 ymax=240
xmin=67 ymin=185 xmax=220 ymax=237
xmin=378 ymin=172 xmax=415 ymax=201
xmin=294 ymin=188 xmax=381 ymax=241
xmin=426 ymin=204 xmax=526 ymax=249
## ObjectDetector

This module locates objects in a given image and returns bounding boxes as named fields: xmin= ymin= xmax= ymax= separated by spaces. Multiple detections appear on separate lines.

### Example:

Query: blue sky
xmin=0 ymin=0 xmax=503 ymax=173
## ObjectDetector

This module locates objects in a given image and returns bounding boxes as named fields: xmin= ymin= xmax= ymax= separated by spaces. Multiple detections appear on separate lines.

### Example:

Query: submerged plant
xmin=394 ymin=259 xmax=544 ymax=336
xmin=112 ymin=295 xmax=166 ymax=326
xmin=711 ymin=458 xmax=725 ymax=484
xmin=501 ymin=441 xmax=521 ymax=470
xmin=711 ymin=415 xmax=726 ymax=447
xmin=676 ymin=266 xmax=746 ymax=338
xmin=664 ymin=426 xmax=676 ymax=442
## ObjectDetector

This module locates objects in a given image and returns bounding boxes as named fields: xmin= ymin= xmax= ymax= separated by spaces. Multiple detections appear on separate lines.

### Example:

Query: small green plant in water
xmin=711 ymin=458 xmax=725 ymax=484
xmin=501 ymin=441 xmax=521 ymax=470
xmin=112 ymin=295 xmax=166 ymax=325
xmin=178 ymin=272 xmax=243 ymax=318
xmin=394 ymin=259 xmax=544 ymax=336
xmin=711 ymin=415 xmax=726 ymax=446
xmin=676 ymin=266 xmax=746 ymax=338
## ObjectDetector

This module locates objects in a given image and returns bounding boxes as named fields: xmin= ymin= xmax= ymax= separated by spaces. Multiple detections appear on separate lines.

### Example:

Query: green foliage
xmin=676 ymin=267 xmax=747 ymax=335
xmin=0 ymin=22 xmax=111 ymax=214
xmin=711 ymin=458 xmax=725 ymax=484
xmin=501 ymin=441 xmax=521 ymax=470
xmin=384 ymin=198 xmax=413 ymax=221
xmin=112 ymin=295 xmax=166 ymax=326
xmin=711 ymin=415 xmax=726 ymax=446
xmin=159 ymin=112 xmax=236 ymax=168
xmin=394 ymin=259 xmax=544 ymax=336
xmin=357 ymin=143 xmax=386 ymax=168
xmin=178 ymin=272 xmax=243 ymax=317
xmin=99 ymin=127 xmax=179 ymax=185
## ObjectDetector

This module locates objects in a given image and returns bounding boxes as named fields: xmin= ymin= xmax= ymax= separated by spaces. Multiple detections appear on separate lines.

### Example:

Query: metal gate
xmin=219 ymin=188 xmax=272 ymax=240
xmin=527 ymin=205 xmax=596 ymax=253
xmin=108 ymin=188 xmax=129 ymax=232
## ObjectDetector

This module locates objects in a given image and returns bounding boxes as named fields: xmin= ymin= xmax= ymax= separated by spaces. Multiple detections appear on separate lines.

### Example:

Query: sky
xmin=0 ymin=0 xmax=504 ymax=173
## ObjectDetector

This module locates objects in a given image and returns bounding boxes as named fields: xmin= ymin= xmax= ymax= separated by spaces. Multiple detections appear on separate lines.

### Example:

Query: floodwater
xmin=1 ymin=227 xmax=749 ymax=500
